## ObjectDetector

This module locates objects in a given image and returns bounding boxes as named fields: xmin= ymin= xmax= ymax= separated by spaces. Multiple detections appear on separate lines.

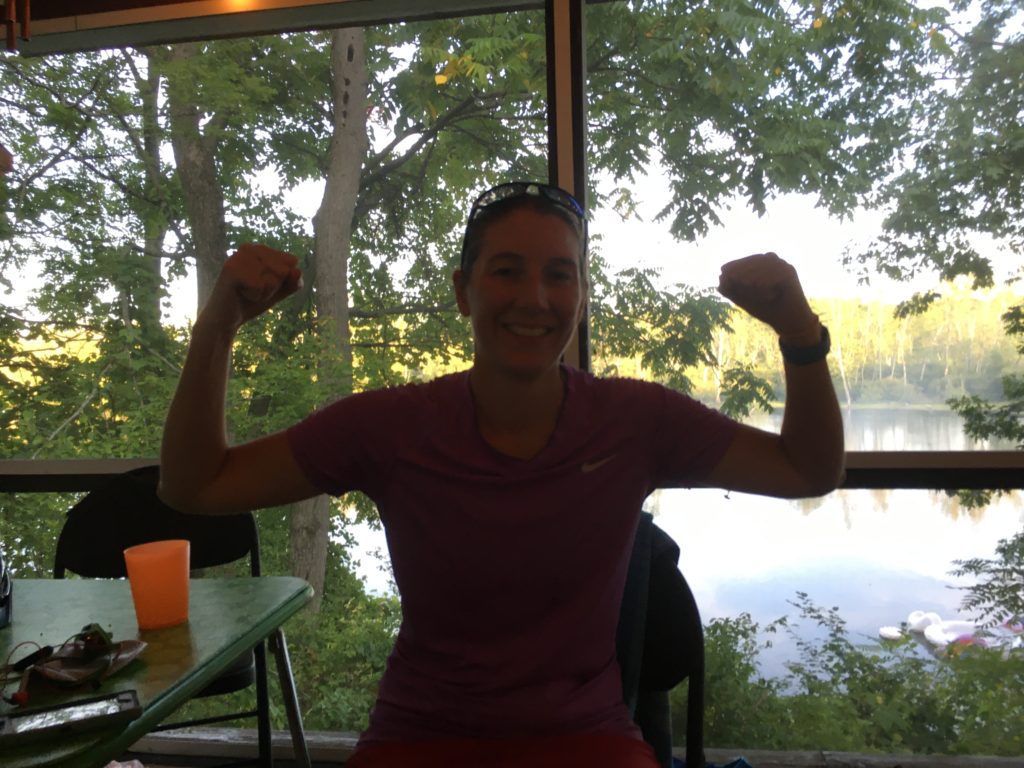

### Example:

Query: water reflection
xmin=654 ymin=485 xmax=1021 ymax=664
xmin=790 ymin=486 xmax=1017 ymax=524
xmin=650 ymin=407 xmax=1022 ymax=676
xmin=754 ymin=406 xmax=1019 ymax=452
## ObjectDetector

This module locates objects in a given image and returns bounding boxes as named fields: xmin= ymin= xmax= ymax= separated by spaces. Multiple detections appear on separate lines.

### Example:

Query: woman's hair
xmin=460 ymin=195 xmax=586 ymax=277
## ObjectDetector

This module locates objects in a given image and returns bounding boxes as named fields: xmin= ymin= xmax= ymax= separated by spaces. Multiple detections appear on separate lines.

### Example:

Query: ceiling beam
xmin=16 ymin=0 xmax=545 ymax=56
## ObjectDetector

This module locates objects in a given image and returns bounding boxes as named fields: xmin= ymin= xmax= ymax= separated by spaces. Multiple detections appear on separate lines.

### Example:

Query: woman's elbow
xmin=156 ymin=477 xmax=219 ymax=516
xmin=156 ymin=479 xmax=193 ymax=513
xmin=800 ymin=459 xmax=846 ymax=497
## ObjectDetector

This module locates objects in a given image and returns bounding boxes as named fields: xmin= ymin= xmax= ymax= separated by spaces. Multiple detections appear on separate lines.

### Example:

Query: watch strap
xmin=779 ymin=324 xmax=831 ymax=365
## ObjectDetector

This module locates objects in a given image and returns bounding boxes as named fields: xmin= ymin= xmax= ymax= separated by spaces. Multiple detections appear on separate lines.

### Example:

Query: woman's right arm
xmin=159 ymin=244 xmax=320 ymax=515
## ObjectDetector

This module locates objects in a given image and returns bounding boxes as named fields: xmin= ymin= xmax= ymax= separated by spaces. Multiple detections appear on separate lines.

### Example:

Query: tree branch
xmin=350 ymin=301 xmax=457 ymax=318
xmin=361 ymin=90 xmax=510 ymax=189
xmin=31 ymin=364 xmax=111 ymax=459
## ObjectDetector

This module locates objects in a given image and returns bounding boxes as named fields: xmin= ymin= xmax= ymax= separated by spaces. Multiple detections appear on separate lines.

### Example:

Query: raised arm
xmin=705 ymin=252 xmax=845 ymax=497
xmin=159 ymin=243 xmax=320 ymax=515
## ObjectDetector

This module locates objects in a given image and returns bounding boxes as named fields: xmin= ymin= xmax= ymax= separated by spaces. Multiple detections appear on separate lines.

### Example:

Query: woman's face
xmin=454 ymin=206 xmax=585 ymax=381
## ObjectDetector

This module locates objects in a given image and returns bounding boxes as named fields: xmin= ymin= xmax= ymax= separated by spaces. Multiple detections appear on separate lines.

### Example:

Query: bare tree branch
xmin=31 ymin=364 xmax=111 ymax=459
xmin=350 ymin=301 xmax=457 ymax=318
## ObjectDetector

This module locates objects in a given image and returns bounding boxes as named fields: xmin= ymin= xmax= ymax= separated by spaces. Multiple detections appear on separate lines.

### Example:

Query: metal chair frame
xmin=52 ymin=465 xmax=311 ymax=768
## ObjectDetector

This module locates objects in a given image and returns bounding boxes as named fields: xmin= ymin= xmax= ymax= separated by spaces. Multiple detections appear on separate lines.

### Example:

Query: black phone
xmin=0 ymin=690 xmax=142 ymax=746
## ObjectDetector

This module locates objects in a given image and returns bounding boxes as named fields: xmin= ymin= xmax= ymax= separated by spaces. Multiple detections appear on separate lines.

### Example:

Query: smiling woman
xmin=156 ymin=162 xmax=844 ymax=767
xmin=454 ymin=194 xmax=586 ymax=412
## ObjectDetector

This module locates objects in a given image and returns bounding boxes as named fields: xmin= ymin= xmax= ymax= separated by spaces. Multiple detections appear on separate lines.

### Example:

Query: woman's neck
xmin=469 ymin=365 xmax=567 ymax=459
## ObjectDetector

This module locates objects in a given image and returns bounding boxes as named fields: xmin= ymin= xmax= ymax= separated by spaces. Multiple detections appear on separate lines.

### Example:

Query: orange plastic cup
xmin=123 ymin=539 xmax=190 ymax=630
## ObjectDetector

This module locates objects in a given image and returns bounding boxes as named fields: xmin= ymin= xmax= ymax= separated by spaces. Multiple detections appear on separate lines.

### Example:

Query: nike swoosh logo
xmin=581 ymin=455 xmax=616 ymax=473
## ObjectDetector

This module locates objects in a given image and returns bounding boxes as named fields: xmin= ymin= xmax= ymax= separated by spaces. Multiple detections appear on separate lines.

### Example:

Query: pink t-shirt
xmin=287 ymin=366 xmax=738 ymax=745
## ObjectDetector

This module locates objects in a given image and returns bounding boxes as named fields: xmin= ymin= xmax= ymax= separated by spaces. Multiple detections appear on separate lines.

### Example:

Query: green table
xmin=0 ymin=576 xmax=313 ymax=768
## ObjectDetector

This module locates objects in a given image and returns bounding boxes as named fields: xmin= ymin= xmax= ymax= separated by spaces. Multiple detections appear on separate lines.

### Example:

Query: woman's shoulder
xmin=388 ymin=369 xmax=470 ymax=412
xmin=341 ymin=369 xmax=469 ymax=406
xmin=288 ymin=370 xmax=472 ymax=466
xmin=293 ymin=371 xmax=469 ymax=433
xmin=567 ymin=365 xmax=676 ymax=403
xmin=566 ymin=367 xmax=724 ymax=428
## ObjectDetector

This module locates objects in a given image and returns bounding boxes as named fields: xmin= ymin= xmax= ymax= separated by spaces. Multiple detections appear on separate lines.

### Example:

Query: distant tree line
xmin=660 ymin=283 xmax=1023 ymax=408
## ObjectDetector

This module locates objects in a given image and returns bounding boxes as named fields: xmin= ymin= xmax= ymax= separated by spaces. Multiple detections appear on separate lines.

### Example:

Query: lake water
xmin=346 ymin=407 xmax=1023 ymax=679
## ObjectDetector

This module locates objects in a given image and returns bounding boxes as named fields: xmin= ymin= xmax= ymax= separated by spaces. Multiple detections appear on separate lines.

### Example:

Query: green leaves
xmin=686 ymin=591 xmax=1024 ymax=754
xmin=718 ymin=363 xmax=775 ymax=417
xmin=590 ymin=263 xmax=732 ymax=393
xmin=857 ymin=4 xmax=1024 ymax=291
xmin=589 ymin=0 xmax=940 ymax=240
xmin=950 ymin=529 xmax=1024 ymax=629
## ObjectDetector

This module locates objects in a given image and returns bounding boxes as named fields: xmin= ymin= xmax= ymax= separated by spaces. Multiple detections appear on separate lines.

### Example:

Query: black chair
xmin=617 ymin=511 xmax=705 ymax=768
xmin=53 ymin=465 xmax=311 ymax=768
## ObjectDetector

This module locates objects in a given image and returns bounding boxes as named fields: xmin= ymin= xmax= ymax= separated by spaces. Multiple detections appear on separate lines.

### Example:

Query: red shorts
xmin=346 ymin=732 xmax=659 ymax=768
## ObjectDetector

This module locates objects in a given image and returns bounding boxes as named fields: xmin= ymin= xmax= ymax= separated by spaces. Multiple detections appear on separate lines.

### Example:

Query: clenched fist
xmin=205 ymin=243 xmax=303 ymax=330
xmin=718 ymin=253 xmax=820 ymax=345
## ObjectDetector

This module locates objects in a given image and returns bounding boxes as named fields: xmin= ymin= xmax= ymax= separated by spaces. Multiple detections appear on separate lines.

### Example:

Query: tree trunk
xmin=138 ymin=53 xmax=169 ymax=337
xmin=833 ymin=336 xmax=853 ymax=408
xmin=829 ymin=300 xmax=853 ymax=407
xmin=712 ymin=329 xmax=727 ymax=404
xmin=165 ymin=43 xmax=229 ymax=311
xmin=289 ymin=28 xmax=369 ymax=612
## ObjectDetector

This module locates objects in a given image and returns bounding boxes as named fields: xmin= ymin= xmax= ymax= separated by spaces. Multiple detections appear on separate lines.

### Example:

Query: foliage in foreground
xmin=677 ymin=592 xmax=1023 ymax=757
xmin=951 ymin=529 xmax=1024 ymax=631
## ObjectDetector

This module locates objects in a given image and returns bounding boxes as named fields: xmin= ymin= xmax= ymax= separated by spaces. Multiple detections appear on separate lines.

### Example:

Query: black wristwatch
xmin=779 ymin=324 xmax=831 ymax=366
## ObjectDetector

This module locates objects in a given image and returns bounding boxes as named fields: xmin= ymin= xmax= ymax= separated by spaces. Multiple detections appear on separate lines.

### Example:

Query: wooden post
xmin=545 ymin=0 xmax=589 ymax=371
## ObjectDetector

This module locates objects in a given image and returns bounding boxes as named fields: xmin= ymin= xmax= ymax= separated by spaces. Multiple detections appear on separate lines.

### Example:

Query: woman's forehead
xmin=478 ymin=207 xmax=582 ymax=258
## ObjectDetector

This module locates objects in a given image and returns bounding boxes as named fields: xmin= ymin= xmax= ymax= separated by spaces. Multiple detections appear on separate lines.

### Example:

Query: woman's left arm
xmin=704 ymin=253 xmax=845 ymax=498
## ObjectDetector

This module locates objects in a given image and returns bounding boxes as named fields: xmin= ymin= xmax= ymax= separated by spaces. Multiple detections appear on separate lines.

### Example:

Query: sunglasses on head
xmin=459 ymin=182 xmax=586 ymax=272
xmin=467 ymin=181 xmax=585 ymax=223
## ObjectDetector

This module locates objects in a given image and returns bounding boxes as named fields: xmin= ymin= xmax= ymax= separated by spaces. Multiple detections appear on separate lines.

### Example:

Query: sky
xmin=590 ymin=167 xmax=1019 ymax=306
xmin=159 ymin=171 xmax=1001 ymax=327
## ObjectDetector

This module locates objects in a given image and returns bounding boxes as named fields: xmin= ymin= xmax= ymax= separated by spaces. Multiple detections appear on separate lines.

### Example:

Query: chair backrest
xmin=617 ymin=511 xmax=705 ymax=768
xmin=0 ymin=543 xmax=10 ymax=628
xmin=54 ymin=465 xmax=260 ymax=579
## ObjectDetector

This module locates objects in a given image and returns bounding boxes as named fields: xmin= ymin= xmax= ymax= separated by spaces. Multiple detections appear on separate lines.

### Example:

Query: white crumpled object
xmin=906 ymin=610 xmax=943 ymax=631
xmin=105 ymin=761 xmax=146 ymax=768
xmin=892 ymin=610 xmax=1024 ymax=653
xmin=923 ymin=620 xmax=979 ymax=647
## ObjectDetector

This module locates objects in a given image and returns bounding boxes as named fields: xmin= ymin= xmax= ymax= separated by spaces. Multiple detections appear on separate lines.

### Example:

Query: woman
xmin=160 ymin=182 xmax=843 ymax=767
